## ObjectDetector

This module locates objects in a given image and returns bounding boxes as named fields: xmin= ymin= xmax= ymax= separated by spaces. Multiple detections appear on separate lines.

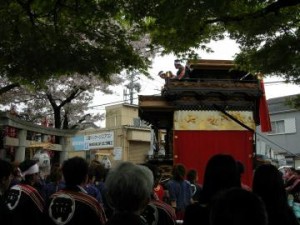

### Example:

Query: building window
xmin=269 ymin=118 xmax=296 ymax=134
xmin=270 ymin=120 xmax=285 ymax=134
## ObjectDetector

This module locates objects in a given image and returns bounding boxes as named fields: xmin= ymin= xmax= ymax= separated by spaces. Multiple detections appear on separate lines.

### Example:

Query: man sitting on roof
xmin=174 ymin=59 xmax=190 ymax=80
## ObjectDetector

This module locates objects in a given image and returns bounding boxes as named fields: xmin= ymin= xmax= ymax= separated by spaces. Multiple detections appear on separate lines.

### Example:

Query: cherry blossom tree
xmin=0 ymin=73 xmax=124 ymax=129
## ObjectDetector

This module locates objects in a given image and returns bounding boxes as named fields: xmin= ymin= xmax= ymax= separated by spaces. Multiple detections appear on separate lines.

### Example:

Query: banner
xmin=174 ymin=110 xmax=255 ymax=131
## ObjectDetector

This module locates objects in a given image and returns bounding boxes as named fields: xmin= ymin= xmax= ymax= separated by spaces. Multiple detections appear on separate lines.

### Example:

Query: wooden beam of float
xmin=138 ymin=96 xmax=174 ymax=109
xmin=188 ymin=59 xmax=235 ymax=70
xmin=138 ymin=96 xmax=175 ymax=129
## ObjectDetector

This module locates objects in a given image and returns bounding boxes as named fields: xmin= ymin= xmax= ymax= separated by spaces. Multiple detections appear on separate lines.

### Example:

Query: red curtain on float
xmin=173 ymin=130 xmax=254 ymax=187
xmin=259 ymin=78 xmax=272 ymax=132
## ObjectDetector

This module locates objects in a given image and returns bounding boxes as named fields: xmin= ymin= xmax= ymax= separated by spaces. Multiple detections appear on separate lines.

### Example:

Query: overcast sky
xmin=90 ymin=38 xmax=300 ymax=118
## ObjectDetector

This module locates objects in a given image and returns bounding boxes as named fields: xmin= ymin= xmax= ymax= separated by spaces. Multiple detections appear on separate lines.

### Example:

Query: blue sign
xmin=71 ymin=136 xmax=86 ymax=151
xmin=71 ymin=132 xmax=114 ymax=151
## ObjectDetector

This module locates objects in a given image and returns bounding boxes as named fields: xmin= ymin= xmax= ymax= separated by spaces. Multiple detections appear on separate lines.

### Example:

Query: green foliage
xmin=116 ymin=0 xmax=300 ymax=77
xmin=0 ymin=0 xmax=150 ymax=85
xmin=1 ymin=0 xmax=299 ymax=86
xmin=235 ymin=32 xmax=300 ymax=79
xmin=286 ymin=95 xmax=300 ymax=110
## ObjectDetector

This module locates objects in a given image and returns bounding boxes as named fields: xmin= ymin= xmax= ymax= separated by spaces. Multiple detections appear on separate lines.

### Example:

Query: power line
xmin=88 ymin=80 xmax=297 ymax=110
xmin=88 ymin=99 xmax=127 ymax=109
xmin=88 ymin=91 xmax=162 ymax=109
xmin=256 ymin=132 xmax=298 ymax=157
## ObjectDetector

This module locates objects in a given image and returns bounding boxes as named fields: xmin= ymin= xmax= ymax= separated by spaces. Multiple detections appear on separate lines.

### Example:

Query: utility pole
xmin=124 ymin=71 xmax=141 ymax=105
xmin=129 ymin=72 xmax=135 ymax=104
xmin=123 ymin=89 xmax=128 ymax=103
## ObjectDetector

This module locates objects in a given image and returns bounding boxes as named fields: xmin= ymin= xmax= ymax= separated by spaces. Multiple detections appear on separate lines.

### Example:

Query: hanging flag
xmin=258 ymin=73 xmax=272 ymax=132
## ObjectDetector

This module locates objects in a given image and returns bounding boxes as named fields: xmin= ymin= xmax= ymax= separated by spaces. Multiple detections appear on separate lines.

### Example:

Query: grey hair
xmin=105 ymin=161 xmax=154 ymax=213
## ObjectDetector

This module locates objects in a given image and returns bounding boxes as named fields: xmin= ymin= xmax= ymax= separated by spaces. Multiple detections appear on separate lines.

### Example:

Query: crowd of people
xmin=1 ymin=154 xmax=300 ymax=225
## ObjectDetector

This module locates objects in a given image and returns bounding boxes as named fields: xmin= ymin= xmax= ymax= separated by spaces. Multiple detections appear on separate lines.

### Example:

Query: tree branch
xmin=16 ymin=0 xmax=36 ymax=26
xmin=0 ymin=83 xmax=20 ymax=95
xmin=204 ymin=0 xmax=300 ymax=25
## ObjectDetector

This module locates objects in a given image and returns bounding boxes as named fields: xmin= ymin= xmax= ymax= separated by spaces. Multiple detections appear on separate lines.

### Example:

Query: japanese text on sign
xmin=85 ymin=131 xmax=114 ymax=149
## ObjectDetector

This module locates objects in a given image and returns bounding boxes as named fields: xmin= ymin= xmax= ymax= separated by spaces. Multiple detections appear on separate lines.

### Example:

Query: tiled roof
xmin=267 ymin=94 xmax=299 ymax=113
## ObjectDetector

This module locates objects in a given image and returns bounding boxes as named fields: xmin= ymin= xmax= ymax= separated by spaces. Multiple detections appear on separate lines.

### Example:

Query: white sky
xmin=90 ymin=38 xmax=300 ymax=116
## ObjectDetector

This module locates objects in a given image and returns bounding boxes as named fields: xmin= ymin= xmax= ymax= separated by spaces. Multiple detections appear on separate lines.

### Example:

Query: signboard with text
xmin=71 ymin=131 xmax=114 ymax=151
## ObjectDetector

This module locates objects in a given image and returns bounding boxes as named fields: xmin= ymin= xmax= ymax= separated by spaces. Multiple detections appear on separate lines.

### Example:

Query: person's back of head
xmin=252 ymin=164 xmax=288 ymax=213
xmin=201 ymin=154 xmax=240 ymax=203
xmin=92 ymin=162 xmax=106 ymax=182
xmin=62 ymin=156 xmax=88 ymax=186
xmin=186 ymin=169 xmax=198 ymax=184
xmin=87 ymin=164 xmax=96 ymax=182
xmin=0 ymin=159 xmax=13 ymax=180
xmin=106 ymin=211 xmax=147 ymax=225
xmin=48 ymin=166 xmax=62 ymax=184
xmin=0 ymin=159 xmax=13 ymax=192
xmin=141 ymin=163 xmax=161 ymax=187
xmin=172 ymin=164 xmax=186 ymax=181
xmin=210 ymin=187 xmax=268 ymax=225
xmin=105 ymin=161 xmax=154 ymax=213
xmin=236 ymin=161 xmax=245 ymax=175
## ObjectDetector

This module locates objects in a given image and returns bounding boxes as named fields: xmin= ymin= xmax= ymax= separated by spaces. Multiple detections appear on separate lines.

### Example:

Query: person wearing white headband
xmin=5 ymin=159 xmax=45 ymax=225
xmin=174 ymin=59 xmax=190 ymax=80
xmin=21 ymin=163 xmax=39 ymax=178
